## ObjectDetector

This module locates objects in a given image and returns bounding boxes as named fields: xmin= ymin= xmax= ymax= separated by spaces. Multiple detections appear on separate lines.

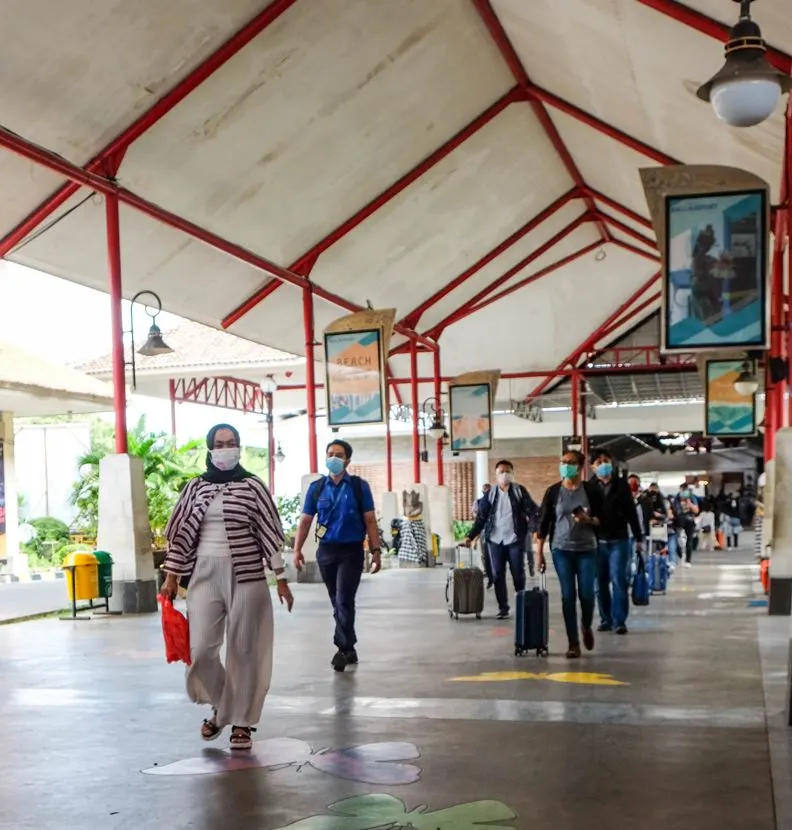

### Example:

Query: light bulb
xmin=710 ymin=77 xmax=781 ymax=127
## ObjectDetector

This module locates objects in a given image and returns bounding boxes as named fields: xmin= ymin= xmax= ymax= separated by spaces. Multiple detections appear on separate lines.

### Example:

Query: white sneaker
xmin=684 ymin=562 xmax=692 ymax=568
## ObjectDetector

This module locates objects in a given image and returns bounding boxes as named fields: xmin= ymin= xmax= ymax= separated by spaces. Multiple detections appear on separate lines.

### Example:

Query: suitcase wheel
xmin=476 ymin=613 xmax=482 ymax=619
xmin=514 ymin=646 xmax=525 ymax=657
xmin=448 ymin=610 xmax=453 ymax=618
xmin=455 ymin=613 xmax=459 ymax=620
xmin=537 ymin=647 xmax=549 ymax=657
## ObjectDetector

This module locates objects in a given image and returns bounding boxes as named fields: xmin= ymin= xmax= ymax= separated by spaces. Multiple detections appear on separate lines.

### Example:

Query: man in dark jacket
xmin=591 ymin=451 xmax=643 ymax=635
xmin=465 ymin=460 xmax=538 ymax=620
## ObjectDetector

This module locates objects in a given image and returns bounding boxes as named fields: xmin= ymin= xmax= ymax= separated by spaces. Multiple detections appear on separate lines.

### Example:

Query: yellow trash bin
xmin=63 ymin=552 xmax=99 ymax=601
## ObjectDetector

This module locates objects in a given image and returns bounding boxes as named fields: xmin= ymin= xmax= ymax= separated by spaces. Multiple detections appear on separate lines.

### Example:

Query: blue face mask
xmin=559 ymin=463 xmax=579 ymax=479
xmin=597 ymin=462 xmax=613 ymax=478
xmin=326 ymin=456 xmax=345 ymax=476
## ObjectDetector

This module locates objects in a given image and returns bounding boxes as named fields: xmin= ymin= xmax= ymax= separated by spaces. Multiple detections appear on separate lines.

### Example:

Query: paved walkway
xmin=0 ymin=548 xmax=783 ymax=829
xmin=0 ymin=578 xmax=68 ymax=622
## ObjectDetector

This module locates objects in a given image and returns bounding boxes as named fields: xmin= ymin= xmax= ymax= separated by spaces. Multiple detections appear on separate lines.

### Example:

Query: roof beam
xmin=597 ymin=213 xmax=657 ymax=250
xmin=220 ymin=86 xmax=524 ymax=328
xmin=0 ymin=0 xmax=301 ymax=258
xmin=0 ymin=121 xmax=436 ymax=351
xmin=610 ymin=239 xmax=661 ymax=263
xmin=633 ymin=0 xmax=792 ymax=74
xmin=425 ymin=213 xmax=593 ymax=337
xmin=599 ymin=291 xmax=661 ymax=341
xmin=400 ymin=187 xmax=578 ymax=329
xmin=524 ymin=83 xmax=680 ymax=166
xmin=582 ymin=188 xmax=654 ymax=230
xmin=524 ymin=271 xmax=662 ymax=401
xmin=471 ymin=0 xmax=610 ymax=241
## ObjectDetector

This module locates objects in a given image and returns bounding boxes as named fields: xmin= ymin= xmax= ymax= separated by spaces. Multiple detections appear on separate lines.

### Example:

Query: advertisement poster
xmin=0 ymin=440 xmax=5 ymax=536
xmin=324 ymin=329 xmax=385 ymax=426
xmin=449 ymin=383 xmax=492 ymax=451
xmin=664 ymin=190 xmax=767 ymax=351
xmin=704 ymin=359 xmax=757 ymax=437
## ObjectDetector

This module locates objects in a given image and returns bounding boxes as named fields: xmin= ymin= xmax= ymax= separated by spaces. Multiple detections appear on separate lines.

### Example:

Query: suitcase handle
xmin=530 ymin=571 xmax=547 ymax=591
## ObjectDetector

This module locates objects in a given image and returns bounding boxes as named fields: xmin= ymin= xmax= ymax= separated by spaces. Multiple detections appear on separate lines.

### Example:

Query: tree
xmin=71 ymin=416 xmax=202 ymax=537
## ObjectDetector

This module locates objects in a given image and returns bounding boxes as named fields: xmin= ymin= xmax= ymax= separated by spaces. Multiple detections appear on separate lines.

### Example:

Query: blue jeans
xmin=551 ymin=548 xmax=597 ymax=645
xmin=667 ymin=533 xmax=679 ymax=567
xmin=488 ymin=540 xmax=526 ymax=614
xmin=596 ymin=538 xmax=631 ymax=629
xmin=317 ymin=542 xmax=365 ymax=651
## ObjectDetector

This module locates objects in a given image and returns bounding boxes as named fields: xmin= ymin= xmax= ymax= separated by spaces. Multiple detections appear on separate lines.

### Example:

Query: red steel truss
xmin=173 ymin=376 xmax=269 ymax=413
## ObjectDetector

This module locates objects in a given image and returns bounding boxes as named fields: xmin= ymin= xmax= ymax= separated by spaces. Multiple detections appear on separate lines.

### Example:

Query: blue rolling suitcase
xmin=514 ymin=573 xmax=549 ymax=657
xmin=631 ymin=555 xmax=650 ymax=606
xmin=647 ymin=551 xmax=668 ymax=594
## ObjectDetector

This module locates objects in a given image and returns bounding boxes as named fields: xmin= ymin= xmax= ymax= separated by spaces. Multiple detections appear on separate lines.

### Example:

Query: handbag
xmin=631 ymin=554 xmax=650 ymax=607
xmin=159 ymin=594 xmax=192 ymax=666
xmin=649 ymin=524 xmax=668 ymax=543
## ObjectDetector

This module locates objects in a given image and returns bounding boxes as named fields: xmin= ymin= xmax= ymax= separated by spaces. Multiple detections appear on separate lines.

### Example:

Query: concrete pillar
xmin=770 ymin=433 xmax=792 ymax=615
xmin=475 ymin=450 xmax=490 ymax=494
xmin=380 ymin=491 xmax=400 ymax=541
xmin=763 ymin=459 xmax=775 ymax=559
xmin=98 ymin=454 xmax=156 ymax=613
xmin=295 ymin=472 xmax=323 ymax=584
xmin=0 ymin=412 xmax=24 ymax=577
xmin=428 ymin=484 xmax=454 ymax=561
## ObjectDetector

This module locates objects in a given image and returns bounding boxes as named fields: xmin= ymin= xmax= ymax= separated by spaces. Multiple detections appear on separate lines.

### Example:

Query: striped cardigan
xmin=163 ymin=476 xmax=285 ymax=583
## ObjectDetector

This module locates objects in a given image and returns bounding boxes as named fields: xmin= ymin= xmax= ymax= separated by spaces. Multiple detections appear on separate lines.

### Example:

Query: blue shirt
xmin=303 ymin=474 xmax=375 ymax=544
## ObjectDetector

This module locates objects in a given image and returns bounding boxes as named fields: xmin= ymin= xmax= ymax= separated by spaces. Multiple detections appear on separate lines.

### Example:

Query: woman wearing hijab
xmin=161 ymin=423 xmax=293 ymax=750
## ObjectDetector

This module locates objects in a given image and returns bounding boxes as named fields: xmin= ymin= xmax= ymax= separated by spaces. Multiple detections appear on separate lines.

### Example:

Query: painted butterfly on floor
xmin=270 ymin=793 xmax=518 ymax=830
xmin=142 ymin=737 xmax=421 ymax=785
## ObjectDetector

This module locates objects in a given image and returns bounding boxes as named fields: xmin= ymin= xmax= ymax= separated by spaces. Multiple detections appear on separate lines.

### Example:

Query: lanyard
xmin=321 ymin=478 xmax=347 ymax=524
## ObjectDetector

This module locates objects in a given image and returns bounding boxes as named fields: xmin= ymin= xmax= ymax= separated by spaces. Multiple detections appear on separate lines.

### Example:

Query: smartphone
xmin=572 ymin=506 xmax=586 ymax=517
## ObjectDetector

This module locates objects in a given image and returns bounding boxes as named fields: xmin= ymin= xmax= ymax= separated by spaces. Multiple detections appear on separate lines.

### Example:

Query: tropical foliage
xmin=71 ymin=416 xmax=202 ymax=537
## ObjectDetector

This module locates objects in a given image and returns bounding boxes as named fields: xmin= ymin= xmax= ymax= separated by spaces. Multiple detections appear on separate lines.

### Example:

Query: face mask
xmin=681 ymin=490 xmax=691 ymax=499
xmin=497 ymin=471 xmax=513 ymax=486
xmin=326 ymin=456 xmax=345 ymax=476
xmin=211 ymin=447 xmax=241 ymax=471
xmin=560 ymin=463 xmax=579 ymax=479
xmin=596 ymin=463 xmax=613 ymax=478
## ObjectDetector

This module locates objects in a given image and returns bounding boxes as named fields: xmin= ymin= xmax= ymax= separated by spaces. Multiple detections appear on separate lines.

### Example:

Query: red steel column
xmin=580 ymin=376 xmax=589 ymax=478
xmin=433 ymin=348 xmax=444 ymax=486
xmin=410 ymin=340 xmax=421 ymax=484
xmin=303 ymin=286 xmax=318 ymax=473
xmin=771 ymin=214 xmax=787 ymax=433
xmin=168 ymin=379 xmax=177 ymax=438
xmin=105 ymin=193 xmax=128 ymax=454
xmin=571 ymin=371 xmax=581 ymax=438
xmin=385 ymin=380 xmax=394 ymax=492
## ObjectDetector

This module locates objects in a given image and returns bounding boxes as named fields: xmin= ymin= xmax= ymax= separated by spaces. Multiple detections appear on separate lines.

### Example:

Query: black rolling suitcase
xmin=446 ymin=546 xmax=485 ymax=620
xmin=514 ymin=573 xmax=549 ymax=656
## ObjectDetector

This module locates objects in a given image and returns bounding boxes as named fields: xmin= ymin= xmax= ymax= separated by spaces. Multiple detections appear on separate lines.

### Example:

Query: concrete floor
xmin=0 ymin=548 xmax=780 ymax=829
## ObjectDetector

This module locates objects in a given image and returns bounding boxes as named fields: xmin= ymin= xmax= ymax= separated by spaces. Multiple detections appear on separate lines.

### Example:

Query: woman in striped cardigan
xmin=161 ymin=424 xmax=293 ymax=750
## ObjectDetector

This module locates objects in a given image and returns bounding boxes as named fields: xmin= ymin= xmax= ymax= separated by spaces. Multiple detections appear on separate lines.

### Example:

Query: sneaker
xmin=496 ymin=610 xmax=511 ymax=620
xmin=582 ymin=627 xmax=595 ymax=651
xmin=684 ymin=562 xmax=692 ymax=569
xmin=597 ymin=623 xmax=613 ymax=632
xmin=331 ymin=650 xmax=348 ymax=672
xmin=345 ymin=648 xmax=359 ymax=665
xmin=615 ymin=625 xmax=628 ymax=635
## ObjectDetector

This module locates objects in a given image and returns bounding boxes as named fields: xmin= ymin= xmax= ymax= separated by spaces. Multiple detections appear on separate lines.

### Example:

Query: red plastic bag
xmin=159 ymin=594 xmax=192 ymax=666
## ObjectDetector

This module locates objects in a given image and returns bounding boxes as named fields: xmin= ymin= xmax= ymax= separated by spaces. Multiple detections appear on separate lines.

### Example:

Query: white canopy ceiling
xmin=0 ymin=0 xmax=788 ymax=405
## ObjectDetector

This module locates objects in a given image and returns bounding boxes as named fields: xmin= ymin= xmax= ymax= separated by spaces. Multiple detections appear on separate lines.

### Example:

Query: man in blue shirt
xmin=294 ymin=440 xmax=380 ymax=672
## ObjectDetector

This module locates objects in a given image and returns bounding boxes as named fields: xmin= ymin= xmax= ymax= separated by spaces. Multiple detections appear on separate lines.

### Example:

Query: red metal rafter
xmin=583 ymin=188 xmax=654 ymax=230
xmin=220 ymin=86 xmax=524 ymax=329
xmin=634 ymin=0 xmax=792 ymax=74
xmin=597 ymin=213 xmax=658 ymax=250
xmin=400 ymin=188 xmax=578 ymax=329
xmin=524 ymin=271 xmax=662 ymax=401
xmin=0 ymin=123 xmax=438 ymax=352
xmin=425 ymin=213 xmax=593 ymax=338
xmin=471 ymin=0 xmax=610 ymax=241
xmin=610 ymin=239 xmax=661 ymax=263
xmin=599 ymin=291 xmax=661 ymax=341
xmin=465 ymin=242 xmax=601 ymax=318
xmin=0 ymin=0 xmax=301 ymax=258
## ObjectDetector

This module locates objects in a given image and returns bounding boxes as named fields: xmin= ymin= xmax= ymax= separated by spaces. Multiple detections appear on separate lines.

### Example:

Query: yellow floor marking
xmin=448 ymin=670 xmax=629 ymax=686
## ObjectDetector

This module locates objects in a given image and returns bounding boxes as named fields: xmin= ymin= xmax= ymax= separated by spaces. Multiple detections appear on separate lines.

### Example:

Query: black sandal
xmin=201 ymin=710 xmax=222 ymax=742
xmin=230 ymin=726 xmax=256 ymax=751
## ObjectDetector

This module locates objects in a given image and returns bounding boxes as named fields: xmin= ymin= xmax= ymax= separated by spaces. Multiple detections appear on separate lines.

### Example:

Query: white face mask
xmin=211 ymin=447 xmax=241 ymax=471
xmin=497 ymin=471 xmax=513 ymax=486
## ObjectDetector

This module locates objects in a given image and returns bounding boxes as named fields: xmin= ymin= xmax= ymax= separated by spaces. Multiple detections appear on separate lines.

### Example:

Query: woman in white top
xmin=161 ymin=424 xmax=293 ymax=750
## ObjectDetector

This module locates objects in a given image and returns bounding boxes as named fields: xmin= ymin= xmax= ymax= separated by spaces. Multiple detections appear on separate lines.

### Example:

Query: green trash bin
xmin=93 ymin=551 xmax=114 ymax=599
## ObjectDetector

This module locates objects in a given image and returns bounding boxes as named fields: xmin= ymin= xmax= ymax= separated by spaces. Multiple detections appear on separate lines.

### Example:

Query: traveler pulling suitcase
xmin=647 ymin=550 xmax=668 ymax=594
xmin=514 ymin=573 xmax=549 ymax=657
xmin=446 ymin=545 xmax=484 ymax=620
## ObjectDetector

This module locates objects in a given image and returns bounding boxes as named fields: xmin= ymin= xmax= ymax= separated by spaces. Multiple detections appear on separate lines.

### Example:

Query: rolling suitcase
xmin=647 ymin=551 xmax=668 ymax=594
xmin=631 ymin=554 xmax=650 ymax=606
xmin=446 ymin=546 xmax=484 ymax=620
xmin=514 ymin=573 xmax=549 ymax=657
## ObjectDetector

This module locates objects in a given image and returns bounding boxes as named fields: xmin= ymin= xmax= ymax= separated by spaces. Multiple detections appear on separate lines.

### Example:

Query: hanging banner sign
xmin=640 ymin=165 xmax=770 ymax=354
xmin=323 ymin=310 xmax=395 ymax=427
xmin=448 ymin=370 xmax=500 ymax=452
xmin=704 ymin=358 xmax=757 ymax=438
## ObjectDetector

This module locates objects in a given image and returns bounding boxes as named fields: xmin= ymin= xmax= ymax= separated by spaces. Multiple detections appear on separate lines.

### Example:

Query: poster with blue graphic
xmin=704 ymin=359 xmax=757 ymax=438
xmin=324 ymin=329 xmax=385 ymax=426
xmin=664 ymin=190 xmax=767 ymax=351
xmin=449 ymin=383 xmax=492 ymax=451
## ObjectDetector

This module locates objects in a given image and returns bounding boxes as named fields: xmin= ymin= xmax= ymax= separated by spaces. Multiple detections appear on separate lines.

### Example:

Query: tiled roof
xmin=76 ymin=320 xmax=299 ymax=377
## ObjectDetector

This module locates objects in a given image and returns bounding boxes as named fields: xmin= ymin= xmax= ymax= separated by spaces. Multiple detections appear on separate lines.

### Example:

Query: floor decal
xmin=269 ymin=793 xmax=517 ymax=830
xmin=142 ymin=738 xmax=421 ymax=784
xmin=449 ymin=670 xmax=628 ymax=686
